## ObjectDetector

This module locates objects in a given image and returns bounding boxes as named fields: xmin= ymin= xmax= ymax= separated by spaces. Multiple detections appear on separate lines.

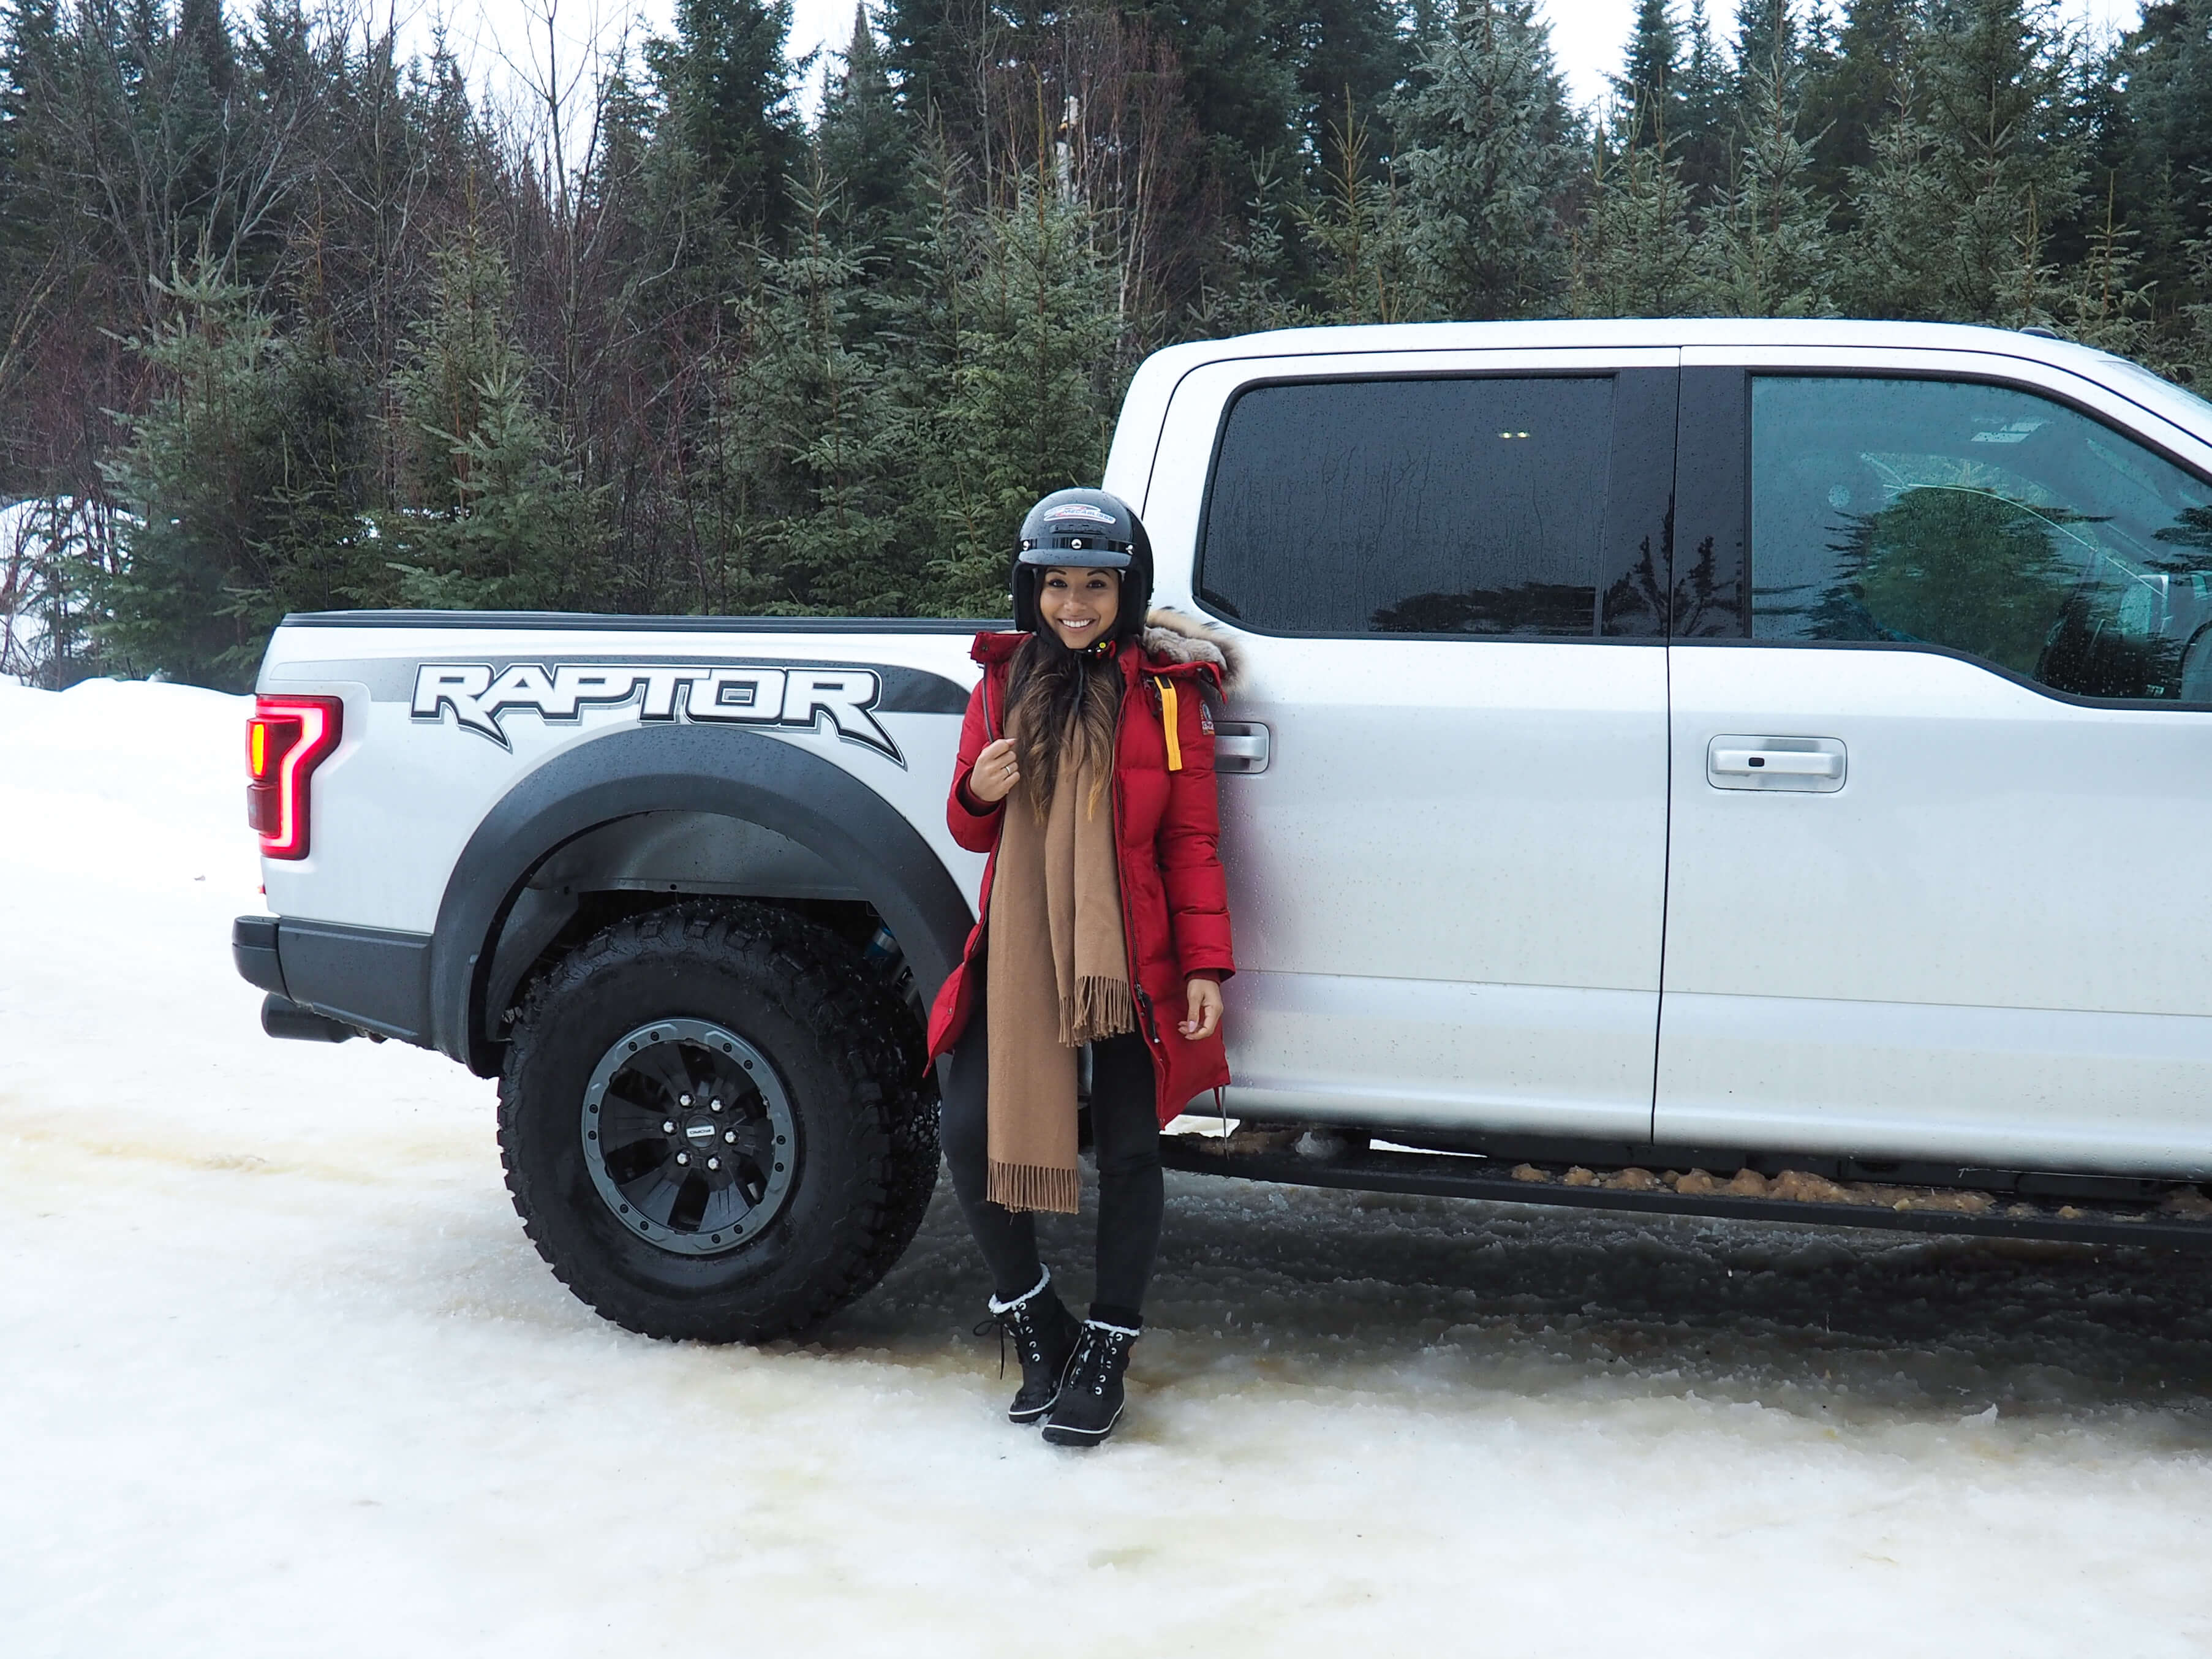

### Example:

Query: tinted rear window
xmin=1196 ymin=377 xmax=1614 ymax=636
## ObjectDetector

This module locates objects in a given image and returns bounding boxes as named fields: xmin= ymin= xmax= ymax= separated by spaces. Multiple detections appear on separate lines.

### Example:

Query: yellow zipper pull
xmin=1156 ymin=676 xmax=1182 ymax=772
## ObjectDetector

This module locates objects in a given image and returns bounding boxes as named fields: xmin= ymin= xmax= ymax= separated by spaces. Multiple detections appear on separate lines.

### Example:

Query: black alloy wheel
xmin=499 ymin=901 xmax=938 ymax=1343
xmin=581 ymin=1018 xmax=797 ymax=1255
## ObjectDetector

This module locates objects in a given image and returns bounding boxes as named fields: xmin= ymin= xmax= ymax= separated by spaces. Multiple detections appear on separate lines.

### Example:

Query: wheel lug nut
xmin=676 ymin=1152 xmax=690 ymax=1166
xmin=662 ymin=1120 xmax=676 ymax=1134
xmin=710 ymin=1100 xmax=722 ymax=1113
xmin=708 ymin=1157 xmax=720 ymax=1171
xmin=724 ymin=1130 xmax=736 ymax=1143
xmin=679 ymin=1094 xmax=692 ymax=1106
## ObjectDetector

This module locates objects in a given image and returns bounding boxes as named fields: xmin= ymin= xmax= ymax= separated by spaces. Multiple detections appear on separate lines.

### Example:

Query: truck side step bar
xmin=1160 ymin=1136 xmax=2212 ymax=1252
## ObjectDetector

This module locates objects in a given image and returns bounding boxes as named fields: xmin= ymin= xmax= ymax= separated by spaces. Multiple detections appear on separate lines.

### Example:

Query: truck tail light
xmin=247 ymin=695 xmax=342 ymax=860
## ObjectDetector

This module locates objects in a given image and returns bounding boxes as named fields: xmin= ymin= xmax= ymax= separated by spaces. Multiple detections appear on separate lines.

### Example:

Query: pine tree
xmin=1122 ymin=0 xmax=1302 ymax=175
xmin=1732 ymin=0 xmax=1799 ymax=94
xmin=1699 ymin=52 xmax=1833 ymax=315
xmin=1571 ymin=129 xmax=1704 ymax=316
xmin=1614 ymin=0 xmax=1683 ymax=154
xmin=2059 ymin=170 xmax=2155 ymax=357
xmin=102 ymin=265 xmax=370 ymax=687
xmin=380 ymin=362 xmax=610 ymax=610
xmin=1394 ymin=0 xmax=1577 ymax=320
xmin=1291 ymin=0 xmax=1417 ymax=186
xmin=121 ymin=0 xmax=251 ymax=289
xmin=646 ymin=0 xmax=803 ymax=238
xmin=1676 ymin=0 xmax=1732 ymax=198
xmin=2175 ymin=228 xmax=2212 ymax=386
xmin=1838 ymin=0 xmax=2085 ymax=325
xmin=615 ymin=50 xmax=749 ymax=326
xmin=815 ymin=4 xmax=912 ymax=249
xmin=1296 ymin=96 xmax=1417 ymax=322
xmin=929 ymin=181 xmax=1122 ymax=612
xmin=718 ymin=162 xmax=908 ymax=614
xmin=0 ymin=0 xmax=59 ymax=280
xmin=0 ymin=0 xmax=64 ymax=456
xmin=582 ymin=55 xmax=748 ymax=614
xmin=379 ymin=239 xmax=607 ymax=610
xmin=178 ymin=0 xmax=235 ymax=102
xmin=1800 ymin=0 xmax=1917 ymax=212
xmin=2092 ymin=0 xmax=2212 ymax=312
xmin=1190 ymin=155 xmax=1308 ymax=335
xmin=877 ymin=0 xmax=990 ymax=149
xmin=879 ymin=125 xmax=989 ymax=607
xmin=1928 ymin=0 xmax=2083 ymax=322
xmin=257 ymin=320 xmax=373 ymax=614
xmin=100 ymin=268 xmax=283 ymax=685
xmin=1835 ymin=59 xmax=1955 ymax=320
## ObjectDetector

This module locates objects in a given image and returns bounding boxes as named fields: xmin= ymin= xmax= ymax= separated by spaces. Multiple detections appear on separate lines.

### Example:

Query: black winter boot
xmin=1041 ymin=1317 xmax=1141 ymax=1446
xmin=977 ymin=1271 xmax=1081 ymax=1424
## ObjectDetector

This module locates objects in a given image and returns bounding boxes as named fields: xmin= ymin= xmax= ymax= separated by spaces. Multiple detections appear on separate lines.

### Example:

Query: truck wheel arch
xmin=431 ymin=724 xmax=972 ymax=1076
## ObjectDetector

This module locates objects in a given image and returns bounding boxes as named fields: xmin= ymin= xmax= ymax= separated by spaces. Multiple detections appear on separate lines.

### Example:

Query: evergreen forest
xmin=7 ymin=0 xmax=2212 ymax=689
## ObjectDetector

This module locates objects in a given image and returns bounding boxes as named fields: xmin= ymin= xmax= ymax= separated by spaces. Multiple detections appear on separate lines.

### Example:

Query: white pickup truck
xmin=235 ymin=319 xmax=2212 ymax=1342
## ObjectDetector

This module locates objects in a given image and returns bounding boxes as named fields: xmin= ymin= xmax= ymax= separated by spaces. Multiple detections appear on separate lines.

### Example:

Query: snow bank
xmin=2 ymin=679 xmax=2209 ymax=1657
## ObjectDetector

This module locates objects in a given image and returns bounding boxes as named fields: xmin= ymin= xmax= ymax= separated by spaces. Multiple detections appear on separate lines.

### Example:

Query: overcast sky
xmin=1537 ymin=0 xmax=2142 ymax=107
xmin=423 ymin=0 xmax=2152 ymax=138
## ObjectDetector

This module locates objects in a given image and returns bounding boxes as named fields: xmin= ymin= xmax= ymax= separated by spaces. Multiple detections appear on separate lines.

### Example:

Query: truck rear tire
xmin=497 ymin=901 xmax=938 ymax=1343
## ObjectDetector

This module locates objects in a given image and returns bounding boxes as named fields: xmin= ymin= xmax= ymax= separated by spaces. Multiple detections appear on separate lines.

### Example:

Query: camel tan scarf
xmin=984 ymin=719 xmax=1134 ymax=1215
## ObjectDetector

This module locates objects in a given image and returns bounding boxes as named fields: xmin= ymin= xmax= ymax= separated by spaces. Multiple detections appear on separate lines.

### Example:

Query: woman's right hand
xmin=967 ymin=736 xmax=1021 ymax=804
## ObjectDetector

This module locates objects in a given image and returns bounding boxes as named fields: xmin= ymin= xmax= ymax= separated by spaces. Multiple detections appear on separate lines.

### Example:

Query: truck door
xmin=1658 ymin=355 xmax=2212 ymax=1174
xmin=1139 ymin=350 xmax=1679 ymax=1139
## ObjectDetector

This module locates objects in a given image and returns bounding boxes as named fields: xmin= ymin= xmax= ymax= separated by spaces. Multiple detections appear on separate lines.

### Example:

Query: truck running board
xmin=1158 ymin=1136 xmax=2212 ymax=1252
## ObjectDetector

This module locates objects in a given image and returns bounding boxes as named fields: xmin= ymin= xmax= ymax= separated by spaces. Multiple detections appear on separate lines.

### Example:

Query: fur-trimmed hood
xmin=1140 ymin=606 xmax=1240 ymax=695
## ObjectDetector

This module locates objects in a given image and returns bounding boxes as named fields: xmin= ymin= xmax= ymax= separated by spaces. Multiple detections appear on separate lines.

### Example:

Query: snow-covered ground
xmin=3 ymin=678 xmax=2210 ymax=1656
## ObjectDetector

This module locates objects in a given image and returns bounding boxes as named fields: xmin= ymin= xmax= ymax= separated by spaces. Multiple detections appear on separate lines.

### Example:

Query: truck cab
xmin=1115 ymin=320 xmax=2212 ymax=1179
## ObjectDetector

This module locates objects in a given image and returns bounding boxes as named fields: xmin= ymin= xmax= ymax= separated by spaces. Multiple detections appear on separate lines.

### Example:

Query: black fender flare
xmin=431 ymin=724 xmax=972 ymax=1075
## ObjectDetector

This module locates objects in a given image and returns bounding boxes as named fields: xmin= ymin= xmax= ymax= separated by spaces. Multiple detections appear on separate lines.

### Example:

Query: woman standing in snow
xmin=924 ymin=486 xmax=1237 ymax=1447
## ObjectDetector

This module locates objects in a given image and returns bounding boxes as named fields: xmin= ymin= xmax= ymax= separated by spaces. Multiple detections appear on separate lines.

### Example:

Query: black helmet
xmin=1018 ymin=487 xmax=1138 ymax=567
xmin=1011 ymin=487 xmax=1153 ymax=638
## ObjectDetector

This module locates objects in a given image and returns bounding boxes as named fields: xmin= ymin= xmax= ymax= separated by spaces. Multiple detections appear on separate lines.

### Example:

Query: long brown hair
xmin=1006 ymin=632 xmax=1122 ymax=817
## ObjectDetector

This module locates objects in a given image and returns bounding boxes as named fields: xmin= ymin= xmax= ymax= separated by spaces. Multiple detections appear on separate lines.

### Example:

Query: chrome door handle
xmin=1713 ymin=748 xmax=1838 ymax=776
xmin=1707 ymin=735 xmax=1846 ymax=792
xmin=1213 ymin=723 xmax=1270 ymax=774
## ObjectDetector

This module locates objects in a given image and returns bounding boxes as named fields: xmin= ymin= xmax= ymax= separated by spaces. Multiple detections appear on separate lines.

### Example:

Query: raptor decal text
xmin=410 ymin=662 xmax=904 ymax=765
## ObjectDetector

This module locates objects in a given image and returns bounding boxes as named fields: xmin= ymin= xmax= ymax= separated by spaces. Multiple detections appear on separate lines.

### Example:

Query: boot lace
xmin=1065 ymin=1322 xmax=1138 ymax=1397
xmin=972 ymin=1310 xmax=1049 ymax=1379
xmin=973 ymin=1276 xmax=1053 ymax=1378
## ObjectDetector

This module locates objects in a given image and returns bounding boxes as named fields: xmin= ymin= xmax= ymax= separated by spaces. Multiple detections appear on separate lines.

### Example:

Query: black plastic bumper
xmin=232 ymin=915 xmax=285 ymax=996
xmin=231 ymin=915 xmax=434 ymax=1046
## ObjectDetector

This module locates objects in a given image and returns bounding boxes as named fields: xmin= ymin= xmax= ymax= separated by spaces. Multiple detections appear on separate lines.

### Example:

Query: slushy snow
xmin=2 ymin=677 xmax=2210 ymax=1655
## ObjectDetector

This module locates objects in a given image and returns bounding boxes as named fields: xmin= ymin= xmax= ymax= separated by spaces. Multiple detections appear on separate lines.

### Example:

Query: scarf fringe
xmin=1060 ymin=973 xmax=1136 ymax=1047
xmin=987 ymin=1158 xmax=1082 ymax=1215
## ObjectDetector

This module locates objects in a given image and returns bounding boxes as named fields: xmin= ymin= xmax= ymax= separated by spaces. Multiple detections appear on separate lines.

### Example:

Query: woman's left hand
xmin=1180 ymin=976 xmax=1222 ymax=1041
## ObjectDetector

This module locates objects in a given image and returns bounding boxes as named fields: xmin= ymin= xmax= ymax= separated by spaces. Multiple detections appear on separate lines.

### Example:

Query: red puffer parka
xmin=924 ymin=608 xmax=1239 ymax=1126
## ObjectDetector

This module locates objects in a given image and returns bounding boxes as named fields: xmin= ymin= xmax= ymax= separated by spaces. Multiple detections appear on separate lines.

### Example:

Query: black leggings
xmin=938 ymin=978 xmax=1163 ymax=1324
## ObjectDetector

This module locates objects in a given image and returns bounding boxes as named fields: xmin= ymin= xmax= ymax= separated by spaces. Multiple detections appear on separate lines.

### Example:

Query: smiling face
xmin=1036 ymin=565 xmax=1121 ymax=649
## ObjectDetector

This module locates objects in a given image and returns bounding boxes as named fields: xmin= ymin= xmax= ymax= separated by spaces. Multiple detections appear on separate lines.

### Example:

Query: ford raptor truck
xmin=235 ymin=320 xmax=2212 ymax=1342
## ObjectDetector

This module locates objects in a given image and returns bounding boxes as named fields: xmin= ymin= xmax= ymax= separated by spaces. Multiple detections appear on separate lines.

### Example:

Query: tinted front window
xmin=1752 ymin=376 xmax=2212 ymax=701
xmin=1198 ymin=377 xmax=1614 ymax=636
